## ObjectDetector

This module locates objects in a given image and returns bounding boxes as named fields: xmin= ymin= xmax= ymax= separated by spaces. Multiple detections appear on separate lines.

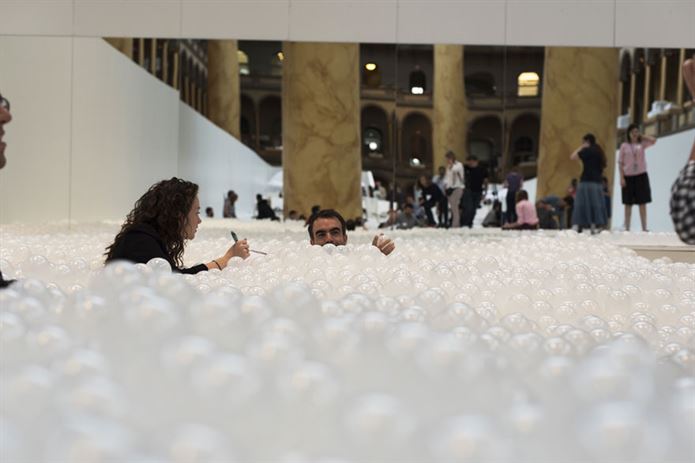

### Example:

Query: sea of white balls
xmin=1 ymin=221 xmax=694 ymax=462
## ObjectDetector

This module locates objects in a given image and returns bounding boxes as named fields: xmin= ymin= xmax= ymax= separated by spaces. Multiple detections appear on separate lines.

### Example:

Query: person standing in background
xmin=570 ymin=134 xmax=608 ymax=234
xmin=443 ymin=151 xmax=464 ymax=227
xmin=223 ymin=190 xmax=238 ymax=218
xmin=504 ymin=169 xmax=523 ymax=225
xmin=432 ymin=165 xmax=448 ymax=227
xmin=461 ymin=155 xmax=488 ymax=228
xmin=618 ymin=123 xmax=656 ymax=231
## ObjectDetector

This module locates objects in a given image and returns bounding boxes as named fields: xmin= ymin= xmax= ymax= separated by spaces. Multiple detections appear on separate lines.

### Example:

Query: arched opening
xmin=240 ymin=94 xmax=256 ymax=149
xmin=620 ymin=52 xmax=632 ymax=116
xmin=361 ymin=105 xmax=389 ymax=159
xmin=401 ymin=112 xmax=432 ymax=168
xmin=465 ymin=72 xmax=496 ymax=97
xmin=409 ymin=66 xmax=427 ymax=94
xmin=259 ymin=96 xmax=282 ymax=150
xmin=664 ymin=48 xmax=680 ymax=104
xmin=517 ymin=72 xmax=540 ymax=97
xmin=468 ymin=115 xmax=502 ymax=176
xmin=508 ymin=113 xmax=540 ymax=178
xmin=362 ymin=62 xmax=382 ymax=88
xmin=646 ymin=48 xmax=660 ymax=114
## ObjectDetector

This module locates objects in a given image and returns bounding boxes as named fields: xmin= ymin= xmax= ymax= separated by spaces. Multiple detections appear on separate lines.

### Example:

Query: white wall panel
xmin=0 ymin=36 xmax=72 ymax=224
xmin=73 ymin=0 xmax=182 ymax=38
xmin=506 ymin=1 xmax=614 ymax=47
xmin=182 ymin=0 xmax=290 ymax=40
xmin=611 ymin=128 xmax=694 ymax=233
xmin=615 ymin=1 xmax=695 ymax=48
xmin=289 ymin=1 xmax=397 ymax=44
xmin=70 ymin=38 xmax=179 ymax=221
xmin=397 ymin=1 xmax=506 ymax=45
xmin=0 ymin=1 xmax=73 ymax=36
xmin=178 ymin=103 xmax=278 ymax=219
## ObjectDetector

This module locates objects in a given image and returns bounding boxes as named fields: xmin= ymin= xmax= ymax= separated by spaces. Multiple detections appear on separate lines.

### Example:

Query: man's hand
xmin=372 ymin=234 xmax=395 ymax=256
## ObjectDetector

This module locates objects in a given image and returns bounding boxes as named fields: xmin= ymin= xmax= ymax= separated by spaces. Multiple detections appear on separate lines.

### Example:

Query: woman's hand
xmin=229 ymin=239 xmax=250 ymax=260
xmin=209 ymin=239 xmax=250 ymax=270
xmin=620 ymin=177 xmax=626 ymax=188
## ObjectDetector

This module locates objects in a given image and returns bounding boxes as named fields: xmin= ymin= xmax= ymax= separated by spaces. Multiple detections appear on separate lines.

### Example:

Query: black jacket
xmin=106 ymin=223 xmax=207 ymax=274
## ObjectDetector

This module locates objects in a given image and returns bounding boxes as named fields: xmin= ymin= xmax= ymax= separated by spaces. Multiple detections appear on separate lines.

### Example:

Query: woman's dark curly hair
xmin=105 ymin=178 xmax=198 ymax=267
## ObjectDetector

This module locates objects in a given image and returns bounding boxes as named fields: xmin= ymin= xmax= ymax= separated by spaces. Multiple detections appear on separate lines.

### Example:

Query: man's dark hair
xmin=467 ymin=155 xmax=478 ymax=161
xmin=307 ymin=209 xmax=347 ymax=238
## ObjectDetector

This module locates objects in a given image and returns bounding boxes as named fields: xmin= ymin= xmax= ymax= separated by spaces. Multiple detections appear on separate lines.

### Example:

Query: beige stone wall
xmin=208 ymin=40 xmax=240 ymax=139
xmin=282 ymin=41 xmax=362 ymax=219
xmin=104 ymin=38 xmax=133 ymax=59
xmin=433 ymin=44 xmax=468 ymax=173
xmin=537 ymin=47 xmax=619 ymax=199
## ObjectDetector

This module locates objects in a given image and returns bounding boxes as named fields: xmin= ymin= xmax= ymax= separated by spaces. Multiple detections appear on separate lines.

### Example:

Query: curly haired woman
xmin=105 ymin=178 xmax=249 ymax=273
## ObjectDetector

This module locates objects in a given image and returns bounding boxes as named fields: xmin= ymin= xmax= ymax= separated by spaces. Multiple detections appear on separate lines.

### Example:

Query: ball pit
xmin=1 ymin=221 xmax=694 ymax=462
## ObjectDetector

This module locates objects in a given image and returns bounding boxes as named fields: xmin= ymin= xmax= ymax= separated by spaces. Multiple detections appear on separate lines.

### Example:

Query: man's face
xmin=310 ymin=217 xmax=347 ymax=246
xmin=0 ymin=94 xmax=12 ymax=170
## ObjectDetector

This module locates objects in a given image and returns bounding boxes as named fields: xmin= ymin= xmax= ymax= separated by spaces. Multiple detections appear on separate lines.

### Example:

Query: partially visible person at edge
xmin=308 ymin=209 xmax=395 ymax=256
xmin=0 ymin=92 xmax=14 ymax=288
xmin=671 ymin=56 xmax=695 ymax=244
xmin=570 ymin=133 xmax=608 ymax=234
xmin=618 ymin=123 xmax=656 ymax=231
xmin=105 ymin=178 xmax=250 ymax=273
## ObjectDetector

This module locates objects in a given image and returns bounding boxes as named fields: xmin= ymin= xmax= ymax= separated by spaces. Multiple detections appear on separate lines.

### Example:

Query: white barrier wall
xmin=0 ymin=36 xmax=73 ymax=223
xmin=178 ymin=104 xmax=279 ymax=219
xmin=70 ymin=38 xmax=180 ymax=221
xmin=612 ymin=129 xmax=695 ymax=233
xmin=0 ymin=36 xmax=276 ymax=224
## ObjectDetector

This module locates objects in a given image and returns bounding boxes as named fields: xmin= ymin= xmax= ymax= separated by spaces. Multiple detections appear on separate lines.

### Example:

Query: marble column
xmin=104 ymin=38 xmax=133 ymax=59
xmin=207 ymin=40 xmax=240 ymax=139
xmin=433 ymin=44 xmax=468 ymax=173
xmin=282 ymin=41 xmax=362 ymax=220
xmin=536 ymin=47 xmax=619 ymax=200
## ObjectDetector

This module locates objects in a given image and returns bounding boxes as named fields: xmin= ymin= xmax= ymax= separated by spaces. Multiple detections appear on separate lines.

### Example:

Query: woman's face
xmin=629 ymin=127 xmax=639 ymax=142
xmin=183 ymin=195 xmax=201 ymax=240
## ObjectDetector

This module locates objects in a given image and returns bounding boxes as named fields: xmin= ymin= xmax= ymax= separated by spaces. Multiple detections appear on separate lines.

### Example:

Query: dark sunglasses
xmin=0 ymin=95 xmax=10 ymax=111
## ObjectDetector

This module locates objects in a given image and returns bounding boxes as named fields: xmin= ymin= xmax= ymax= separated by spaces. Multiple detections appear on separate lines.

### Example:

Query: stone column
xmin=207 ymin=40 xmax=240 ymax=139
xmin=536 ymin=47 xmax=619 ymax=199
xmin=104 ymin=38 xmax=133 ymax=59
xmin=282 ymin=41 xmax=362 ymax=220
xmin=433 ymin=44 xmax=468 ymax=173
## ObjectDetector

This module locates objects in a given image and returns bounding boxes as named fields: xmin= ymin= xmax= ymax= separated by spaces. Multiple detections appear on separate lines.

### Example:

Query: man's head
xmin=419 ymin=175 xmax=431 ymax=187
xmin=467 ymin=155 xmax=479 ymax=166
xmin=438 ymin=166 xmax=446 ymax=176
xmin=403 ymin=203 xmax=414 ymax=215
xmin=308 ymin=209 xmax=347 ymax=246
xmin=445 ymin=151 xmax=456 ymax=165
xmin=0 ymin=93 xmax=11 ymax=170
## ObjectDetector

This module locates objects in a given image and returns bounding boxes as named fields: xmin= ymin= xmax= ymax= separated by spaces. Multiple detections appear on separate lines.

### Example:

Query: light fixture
xmin=365 ymin=62 xmax=377 ymax=71
xmin=517 ymin=72 xmax=539 ymax=97
xmin=368 ymin=141 xmax=378 ymax=151
xmin=411 ymin=87 xmax=424 ymax=95
xmin=277 ymin=51 xmax=284 ymax=61
xmin=410 ymin=157 xmax=422 ymax=166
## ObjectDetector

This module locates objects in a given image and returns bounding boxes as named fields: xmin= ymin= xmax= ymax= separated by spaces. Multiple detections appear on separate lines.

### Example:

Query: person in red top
xmin=618 ymin=124 xmax=657 ymax=231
